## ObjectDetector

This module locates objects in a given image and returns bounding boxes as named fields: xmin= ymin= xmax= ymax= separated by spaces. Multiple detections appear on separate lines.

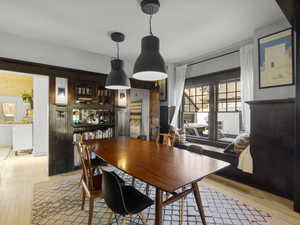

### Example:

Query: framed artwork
xmin=258 ymin=28 xmax=294 ymax=89
xmin=117 ymin=89 xmax=127 ymax=107
xmin=55 ymin=77 xmax=68 ymax=105
xmin=157 ymin=78 xmax=167 ymax=101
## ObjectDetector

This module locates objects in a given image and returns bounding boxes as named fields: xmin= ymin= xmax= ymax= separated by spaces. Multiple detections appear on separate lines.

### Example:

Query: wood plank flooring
xmin=0 ymin=155 xmax=299 ymax=225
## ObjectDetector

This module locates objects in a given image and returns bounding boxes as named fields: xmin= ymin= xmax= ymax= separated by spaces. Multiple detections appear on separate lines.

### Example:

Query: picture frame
xmin=55 ymin=77 xmax=68 ymax=105
xmin=157 ymin=78 xmax=168 ymax=101
xmin=117 ymin=89 xmax=127 ymax=107
xmin=258 ymin=28 xmax=294 ymax=89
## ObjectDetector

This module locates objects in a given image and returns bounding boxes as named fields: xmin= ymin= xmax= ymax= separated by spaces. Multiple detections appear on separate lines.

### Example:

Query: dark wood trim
xmin=275 ymin=0 xmax=297 ymax=27
xmin=0 ymin=56 xmax=156 ymax=89
xmin=246 ymin=98 xmax=295 ymax=105
xmin=0 ymin=56 xmax=156 ymax=176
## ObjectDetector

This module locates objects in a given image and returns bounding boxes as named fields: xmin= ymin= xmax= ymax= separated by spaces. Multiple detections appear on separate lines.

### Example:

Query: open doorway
xmin=0 ymin=71 xmax=49 ymax=165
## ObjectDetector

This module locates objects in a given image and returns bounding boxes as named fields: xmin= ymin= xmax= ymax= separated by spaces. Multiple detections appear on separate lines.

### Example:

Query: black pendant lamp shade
xmin=105 ymin=59 xmax=130 ymax=89
xmin=105 ymin=32 xmax=131 ymax=90
xmin=133 ymin=0 xmax=167 ymax=81
xmin=133 ymin=35 xmax=167 ymax=81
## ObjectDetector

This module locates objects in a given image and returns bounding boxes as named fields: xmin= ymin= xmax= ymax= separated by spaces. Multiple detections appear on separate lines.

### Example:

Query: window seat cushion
xmin=175 ymin=142 xmax=238 ymax=166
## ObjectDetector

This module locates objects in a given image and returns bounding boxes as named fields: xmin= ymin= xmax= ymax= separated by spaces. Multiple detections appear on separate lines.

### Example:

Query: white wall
xmin=253 ymin=19 xmax=295 ymax=100
xmin=33 ymin=75 xmax=49 ymax=156
xmin=0 ymin=32 xmax=134 ymax=76
xmin=187 ymin=51 xmax=240 ymax=78
xmin=130 ymin=88 xmax=150 ymax=140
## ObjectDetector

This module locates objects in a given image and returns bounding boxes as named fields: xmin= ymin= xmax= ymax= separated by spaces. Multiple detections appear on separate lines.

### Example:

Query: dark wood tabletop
xmin=86 ymin=136 xmax=229 ymax=193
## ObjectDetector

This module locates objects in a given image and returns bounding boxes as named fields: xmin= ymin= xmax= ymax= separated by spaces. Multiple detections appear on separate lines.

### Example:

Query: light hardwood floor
xmin=0 ymin=155 xmax=299 ymax=225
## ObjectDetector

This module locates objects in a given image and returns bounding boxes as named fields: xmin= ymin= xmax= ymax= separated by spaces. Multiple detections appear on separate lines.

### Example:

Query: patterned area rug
xmin=32 ymin=171 xmax=286 ymax=225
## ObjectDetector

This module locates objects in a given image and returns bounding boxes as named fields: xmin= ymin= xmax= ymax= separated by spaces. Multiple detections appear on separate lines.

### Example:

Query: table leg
xmin=192 ymin=182 xmax=207 ymax=225
xmin=155 ymin=188 xmax=163 ymax=225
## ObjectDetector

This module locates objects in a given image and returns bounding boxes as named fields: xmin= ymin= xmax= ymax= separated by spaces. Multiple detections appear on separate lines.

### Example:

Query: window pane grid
xmin=217 ymin=80 xmax=240 ymax=112
xmin=183 ymin=85 xmax=209 ymax=113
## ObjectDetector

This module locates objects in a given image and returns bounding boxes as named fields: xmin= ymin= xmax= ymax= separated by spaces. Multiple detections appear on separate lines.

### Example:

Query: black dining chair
xmin=102 ymin=169 xmax=153 ymax=225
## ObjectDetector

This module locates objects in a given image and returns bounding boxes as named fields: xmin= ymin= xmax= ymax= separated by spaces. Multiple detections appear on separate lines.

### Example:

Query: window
xmin=217 ymin=79 xmax=241 ymax=142
xmin=183 ymin=85 xmax=210 ymax=138
xmin=183 ymin=68 xmax=241 ymax=144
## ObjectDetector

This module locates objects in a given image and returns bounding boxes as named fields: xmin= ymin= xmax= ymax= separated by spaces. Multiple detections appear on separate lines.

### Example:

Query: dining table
xmin=86 ymin=136 xmax=229 ymax=225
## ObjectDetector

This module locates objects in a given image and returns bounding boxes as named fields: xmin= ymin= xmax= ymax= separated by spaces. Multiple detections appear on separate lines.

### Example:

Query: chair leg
xmin=81 ymin=188 xmax=86 ymax=210
xmin=106 ymin=211 xmax=114 ymax=225
xmin=88 ymin=198 xmax=94 ymax=225
xmin=139 ymin=212 xmax=148 ymax=225
xmin=79 ymin=173 xmax=83 ymax=187
xmin=131 ymin=177 xmax=136 ymax=186
xmin=145 ymin=184 xmax=150 ymax=196
xmin=179 ymin=197 xmax=184 ymax=224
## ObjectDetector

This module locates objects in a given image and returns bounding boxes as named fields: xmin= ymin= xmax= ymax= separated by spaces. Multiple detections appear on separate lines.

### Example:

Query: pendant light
xmin=105 ymin=32 xmax=131 ymax=90
xmin=132 ymin=0 xmax=167 ymax=81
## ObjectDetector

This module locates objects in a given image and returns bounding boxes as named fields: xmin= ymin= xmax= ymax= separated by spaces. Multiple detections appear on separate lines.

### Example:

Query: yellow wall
xmin=0 ymin=73 xmax=33 ymax=97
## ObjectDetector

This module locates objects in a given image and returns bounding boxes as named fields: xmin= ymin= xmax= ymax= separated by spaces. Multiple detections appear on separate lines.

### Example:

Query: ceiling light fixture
xmin=132 ymin=0 xmax=167 ymax=81
xmin=105 ymin=32 xmax=131 ymax=90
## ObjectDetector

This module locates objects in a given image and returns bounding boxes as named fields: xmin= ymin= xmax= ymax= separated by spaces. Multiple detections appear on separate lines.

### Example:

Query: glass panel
xmin=236 ymin=91 xmax=241 ymax=98
xmin=184 ymin=112 xmax=209 ymax=139
xmin=203 ymin=95 xmax=209 ymax=101
xmin=190 ymin=88 xmax=196 ymax=96
xmin=196 ymin=87 xmax=202 ymax=95
xmin=227 ymin=82 xmax=236 ymax=92
xmin=190 ymin=104 xmax=195 ymax=112
xmin=184 ymin=105 xmax=189 ymax=112
xmin=196 ymin=96 xmax=202 ymax=104
xmin=203 ymin=86 xmax=209 ymax=95
xmin=190 ymin=96 xmax=196 ymax=104
xmin=236 ymin=81 xmax=240 ymax=91
xmin=218 ymin=102 xmax=227 ymax=112
xmin=217 ymin=112 xmax=240 ymax=141
xmin=184 ymin=89 xmax=189 ymax=96
xmin=196 ymin=104 xmax=202 ymax=111
xmin=236 ymin=102 xmax=241 ymax=111
xmin=203 ymin=103 xmax=209 ymax=112
xmin=227 ymin=92 xmax=235 ymax=100
xmin=184 ymin=96 xmax=189 ymax=104
xmin=219 ymin=83 xmax=226 ymax=93
xmin=218 ymin=93 xmax=226 ymax=101
xmin=227 ymin=102 xmax=236 ymax=111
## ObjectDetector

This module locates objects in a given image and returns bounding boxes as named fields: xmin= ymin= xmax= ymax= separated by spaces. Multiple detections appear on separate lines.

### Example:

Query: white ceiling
xmin=0 ymin=0 xmax=285 ymax=63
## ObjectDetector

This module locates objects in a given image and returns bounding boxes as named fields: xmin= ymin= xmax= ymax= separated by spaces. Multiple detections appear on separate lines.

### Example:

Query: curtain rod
xmin=187 ymin=50 xmax=240 ymax=67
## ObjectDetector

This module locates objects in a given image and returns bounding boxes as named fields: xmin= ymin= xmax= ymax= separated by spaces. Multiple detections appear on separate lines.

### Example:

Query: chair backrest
xmin=75 ymin=142 xmax=95 ymax=192
xmin=102 ymin=170 xmax=128 ymax=215
xmin=156 ymin=133 xmax=176 ymax=147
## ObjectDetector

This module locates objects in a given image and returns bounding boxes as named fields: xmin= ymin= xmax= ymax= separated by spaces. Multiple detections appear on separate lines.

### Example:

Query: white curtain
xmin=240 ymin=44 xmax=254 ymax=132
xmin=170 ymin=65 xmax=187 ymax=128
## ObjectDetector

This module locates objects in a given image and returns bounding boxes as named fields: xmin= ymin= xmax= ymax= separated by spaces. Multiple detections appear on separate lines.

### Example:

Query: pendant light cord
xmin=149 ymin=15 xmax=153 ymax=35
xmin=116 ymin=42 xmax=120 ymax=59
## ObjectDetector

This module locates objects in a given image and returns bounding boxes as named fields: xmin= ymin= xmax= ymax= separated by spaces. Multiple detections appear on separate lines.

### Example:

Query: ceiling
xmin=0 ymin=0 xmax=285 ymax=63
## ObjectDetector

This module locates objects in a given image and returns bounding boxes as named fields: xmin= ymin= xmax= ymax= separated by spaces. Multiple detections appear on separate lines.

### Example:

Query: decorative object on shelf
xmin=55 ymin=77 xmax=68 ymax=105
xmin=132 ymin=0 xmax=167 ymax=81
xmin=157 ymin=78 xmax=167 ymax=101
xmin=21 ymin=90 xmax=33 ymax=109
xmin=258 ymin=28 xmax=294 ymax=88
xmin=105 ymin=32 xmax=131 ymax=90
xmin=117 ymin=89 xmax=127 ymax=107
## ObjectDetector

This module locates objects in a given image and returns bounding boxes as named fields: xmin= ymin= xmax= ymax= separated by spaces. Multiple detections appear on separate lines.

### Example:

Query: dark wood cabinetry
xmin=248 ymin=99 xmax=295 ymax=199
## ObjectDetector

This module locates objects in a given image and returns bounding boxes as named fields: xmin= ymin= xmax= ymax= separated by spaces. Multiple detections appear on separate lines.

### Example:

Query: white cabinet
xmin=12 ymin=124 xmax=32 ymax=151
